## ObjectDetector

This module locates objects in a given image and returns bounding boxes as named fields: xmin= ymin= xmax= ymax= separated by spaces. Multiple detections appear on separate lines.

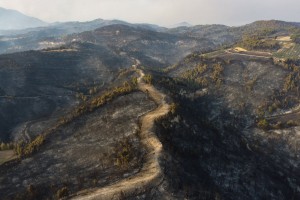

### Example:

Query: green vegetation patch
xmin=143 ymin=74 xmax=152 ymax=84
xmin=257 ymin=118 xmax=269 ymax=130
xmin=238 ymin=35 xmax=280 ymax=51
xmin=178 ymin=59 xmax=224 ymax=88
xmin=14 ymin=134 xmax=45 ymax=157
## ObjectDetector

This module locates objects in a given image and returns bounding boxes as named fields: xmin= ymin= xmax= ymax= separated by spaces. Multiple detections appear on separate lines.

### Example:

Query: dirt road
xmin=225 ymin=49 xmax=271 ymax=59
xmin=72 ymin=69 xmax=170 ymax=199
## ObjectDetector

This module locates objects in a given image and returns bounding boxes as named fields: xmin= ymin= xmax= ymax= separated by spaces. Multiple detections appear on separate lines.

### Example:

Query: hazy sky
xmin=0 ymin=0 xmax=300 ymax=26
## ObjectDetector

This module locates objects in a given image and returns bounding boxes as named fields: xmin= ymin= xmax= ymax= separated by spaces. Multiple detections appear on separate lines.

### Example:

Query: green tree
xmin=257 ymin=119 xmax=269 ymax=130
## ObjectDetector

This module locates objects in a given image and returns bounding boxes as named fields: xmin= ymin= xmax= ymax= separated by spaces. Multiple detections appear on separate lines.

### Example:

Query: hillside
xmin=0 ymin=42 xmax=131 ymax=142
xmin=1 ymin=20 xmax=300 ymax=200
xmin=150 ymin=47 xmax=300 ymax=199
xmin=63 ymin=24 xmax=217 ymax=66
xmin=0 ymin=7 xmax=47 ymax=30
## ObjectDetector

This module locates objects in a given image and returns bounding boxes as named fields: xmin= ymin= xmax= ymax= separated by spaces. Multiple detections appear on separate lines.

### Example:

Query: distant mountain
xmin=0 ymin=18 xmax=128 ymax=36
xmin=0 ymin=17 xmax=166 ymax=36
xmin=0 ymin=19 xmax=167 ymax=54
xmin=0 ymin=7 xmax=47 ymax=30
xmin=49 ymin=19 xmax=166 ymax=35
xmin=1 ymin=19 xmax=300 ymax=57
xmin=170 ymin=22 xmax=193 ymax=28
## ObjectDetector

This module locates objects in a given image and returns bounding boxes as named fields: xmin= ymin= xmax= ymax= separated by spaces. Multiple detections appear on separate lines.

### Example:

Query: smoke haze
xmin=0 ymin=0 xmax=299 ymax=26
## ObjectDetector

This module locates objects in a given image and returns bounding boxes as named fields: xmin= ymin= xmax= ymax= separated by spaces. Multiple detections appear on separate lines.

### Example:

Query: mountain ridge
xmin=0 ymin=7 xmax=47 ymax=30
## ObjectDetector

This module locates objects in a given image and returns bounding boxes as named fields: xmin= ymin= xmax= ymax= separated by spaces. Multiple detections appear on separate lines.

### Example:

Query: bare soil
xmin=276 ymin=36 xmax=292 ymax=42
xmin=0 ymin=150 xmax=16 ymax=165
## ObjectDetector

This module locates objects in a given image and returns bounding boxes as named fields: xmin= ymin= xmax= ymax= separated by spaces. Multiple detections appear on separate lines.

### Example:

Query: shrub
xmin=238 ymin=35 xmax=280 ymax=50
xmin=114 ymin=137 xmax=136 ymax=168
xmin=272 ymin=122 xmax=284 ymax=129
xmin=257 ymin=119 xmax=269 ymax=130
xmin=0 ymin=142 xmax=14 ymax=151
xmin=287 ymin=120 xmax=298 ymax=127
xmin=131 ymin=77 xmax=138 ymax=86
xmin=170 ymin=103 xmax=178 ymax=114
xmin=284 ymin=74 xmax=296 ymax=91
xmin=15 ymin=135 xmax=45 ymax=157
xmin=143 ymin=74 xmax=152 ymax=84
xmin=14 ymin=142 xmax=24 ymax=157
xmin=24 ymin=135 xmax=45 ymax=156
xmin=211 ymin=63 xmax=224 ymax=86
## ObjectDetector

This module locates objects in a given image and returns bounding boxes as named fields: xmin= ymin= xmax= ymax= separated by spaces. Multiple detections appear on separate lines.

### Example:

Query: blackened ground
xmin=145 ymin=67 xmax=300 ymax=200
xmin=0 ymin=43 xmax=132 ymax=142
xmin=0 ymin=92 xmax=155 ymax=200
xmin=156 ymin=96 xmax=300 ymax=200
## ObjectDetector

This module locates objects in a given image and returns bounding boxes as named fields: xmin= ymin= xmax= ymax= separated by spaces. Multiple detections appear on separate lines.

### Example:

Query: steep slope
xmin=0 ymin=65 xmax=171 ymax=199
xmin=0 ymin=42 xmax=131 ymax=142
xmin=72 ymin=68 xmax=171 ymax=199
xmin=0 ymin=90 xmax=156 ymax=199
xmin=150 ymin=51 xmax=300 ymax=199
xmin=0 ymin=7 xmax=47 ymax=30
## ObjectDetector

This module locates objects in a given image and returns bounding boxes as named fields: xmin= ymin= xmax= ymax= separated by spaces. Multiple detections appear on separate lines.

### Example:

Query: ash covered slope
xmin=0 ymin=7 xmax=47 ymax=30
xmin=65 ymin=24 xmax=216 ymax=67
xmin=0 ymin=91 xmax=156 ymax=199
xmin=1 ymin=19 xmax=300 ymax=200
xmin=150 ymin=50 xmax=300 ymax=199
xmin=0 ymin=42 xmax=131 ymax=142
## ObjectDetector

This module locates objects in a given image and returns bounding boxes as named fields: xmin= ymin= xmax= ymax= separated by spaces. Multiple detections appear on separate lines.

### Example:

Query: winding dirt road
xmin=72 ymin=69 xmax=170 ymax=199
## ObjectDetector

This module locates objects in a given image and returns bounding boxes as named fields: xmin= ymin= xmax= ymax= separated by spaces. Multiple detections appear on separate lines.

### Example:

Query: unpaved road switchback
xmin=72 ymin=69 xmax=170 ymax=200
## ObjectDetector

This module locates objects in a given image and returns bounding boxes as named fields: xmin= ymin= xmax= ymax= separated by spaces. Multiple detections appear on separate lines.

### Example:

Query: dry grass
xmin=0 ymin=150 xmax=16 ymax=165
xmin=276 ymin=36 xmax=292 ymax=42
xmin=282 ymin=42 xmax=295 ymax=49
xmin=234 ymin=47 xmax=247 ymax=52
